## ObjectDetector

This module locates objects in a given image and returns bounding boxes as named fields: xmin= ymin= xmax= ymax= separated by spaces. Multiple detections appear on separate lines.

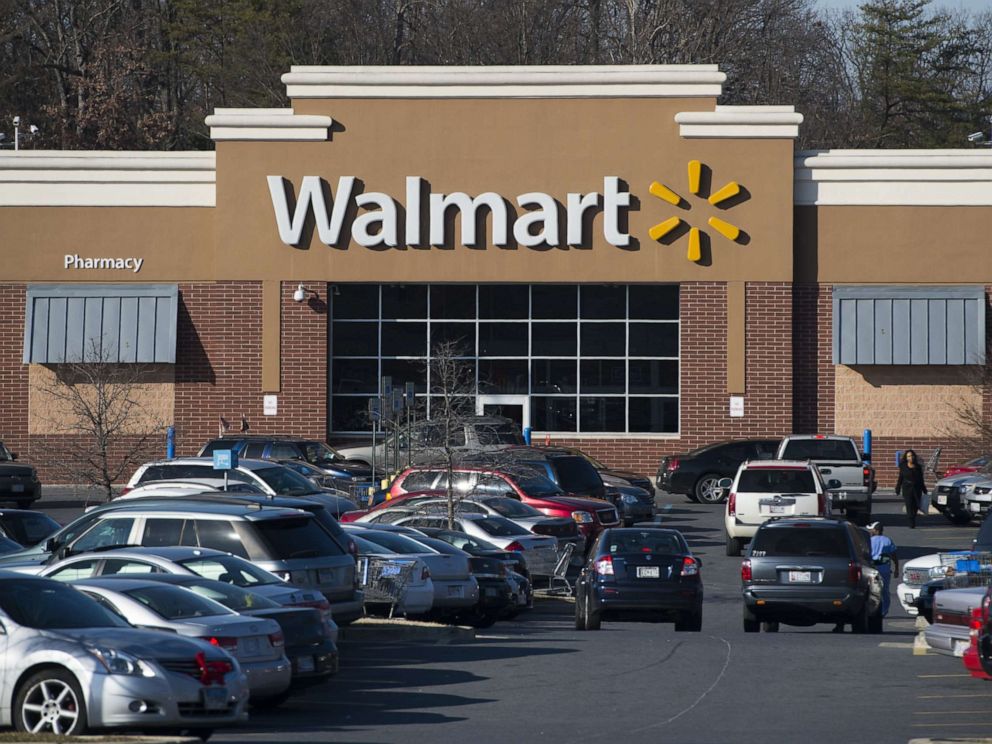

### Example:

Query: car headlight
xmin=961 ymin=484 xmax=975 ymax=493
xmin=929 ymin=566 xmax=950 ymax=579
xmin=620 ymin=494 xmax=639 ymax=504
xmin=88 ymin=646 xmax=155 ymax=677
xmin=571 ymin=511 xmax=593 ymax=524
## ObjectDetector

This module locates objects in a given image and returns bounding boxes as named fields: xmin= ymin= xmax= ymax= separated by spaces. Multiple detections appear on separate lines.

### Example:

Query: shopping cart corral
xmin=914 ymin=552 xmax=992 ymax=624
xmin=358 ymin=556 xmax=418 ymax=618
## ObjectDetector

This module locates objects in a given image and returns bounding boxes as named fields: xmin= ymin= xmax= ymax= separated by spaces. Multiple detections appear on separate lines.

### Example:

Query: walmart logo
xmin=648 ymin=160 xmax=745 ymax=263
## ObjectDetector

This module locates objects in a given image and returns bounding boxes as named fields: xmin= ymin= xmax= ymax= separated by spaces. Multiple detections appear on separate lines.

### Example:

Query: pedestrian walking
xmin=868 ymin=521 xmax=898 ymax=619
xmin=895 ymin=449 xmax=928 ymax=529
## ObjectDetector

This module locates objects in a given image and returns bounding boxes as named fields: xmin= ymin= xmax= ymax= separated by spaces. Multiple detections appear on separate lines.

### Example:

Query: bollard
xmin=166 ymin=426 xmax=175 ymax=459
xmin=523 ymin=426 xmax=532 ymax=445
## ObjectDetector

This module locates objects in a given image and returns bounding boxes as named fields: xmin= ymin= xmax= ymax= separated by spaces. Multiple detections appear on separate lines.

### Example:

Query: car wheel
xmin=762 ymin=621 xmax=780 ymax=633
xmin=725 ymin=534 xmax=742 ymax=557
xmin=948 ymin=511 xmax=973 ymax=525
xmin=586 ymin=595 xmax=602 ymax=631
xmin=675 ymin=611 xmax=703 ymax=632
xmin=743 ymin=607 xmax=760 ymax=633
xmin=851 ymin=603 xmax=869 ymax=634
xmin=695 ymin=474 xmax=726 ymax=504
xmin=15 ymin=668 xmax=88 ymax=736
xmin=868 ymin=611 xmax=883 ymax=634
xmin=574 ymin=592 xmax=587 ymax=630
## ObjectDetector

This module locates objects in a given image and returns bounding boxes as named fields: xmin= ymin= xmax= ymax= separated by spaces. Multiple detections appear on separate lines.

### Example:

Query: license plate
xmin=241 ymin=637 xmax=260 ymax=656
xmin=318 ymin=568 xmax=337 ymax=584
xmin=11 ymin=484 xmax=23 ymax=493
xmin=938 ymin=494 xmax=948 ymax=505
xmin=296 ymin=655 xmax=315 ymax=674
xmin=905 ymin=593 xmax=915 ymax=603
xmin=448 ymin=585 xmax=462 ymax=597
xmin=201 ymin=686 xmax=228 ymax=710
xmin=637 ymin=566 xmax=660 ymax=579
xmin=788 ymin=571 xmax=812 ymax=583
xmin=769 ymin=505 xmax=786 ymax=514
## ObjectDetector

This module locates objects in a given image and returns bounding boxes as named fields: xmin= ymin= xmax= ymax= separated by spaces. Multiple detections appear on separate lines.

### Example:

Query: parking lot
xmin=40 ymin=487 xmax=989 ymax=744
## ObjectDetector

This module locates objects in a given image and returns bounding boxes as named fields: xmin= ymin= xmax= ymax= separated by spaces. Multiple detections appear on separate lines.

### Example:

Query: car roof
xmin=75 ymin=576 xmax=195 ymax=591
xmin=140 ymin=457 xmax=281 ymax=471
xmin=90 ymin=499 xmax=311 ymax=520
xmin=62 ymin=546 xmax=227 ymax=561
xmin=756 ymin=518 xmax=847 ymax=529
xmin=781 ymin=435 xmax=852 ymax=442
xmin=739 ymin=459 xmax=814 ymax=470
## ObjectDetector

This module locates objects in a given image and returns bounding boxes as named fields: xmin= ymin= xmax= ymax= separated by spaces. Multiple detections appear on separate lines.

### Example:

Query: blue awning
xmin=833 ymin=286 xmax=985 ymax=365
xmin=23 ymin=284 xmax=178 ymax=364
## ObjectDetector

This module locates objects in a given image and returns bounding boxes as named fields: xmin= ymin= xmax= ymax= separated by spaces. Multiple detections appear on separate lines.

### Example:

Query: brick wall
xmin=0 ymin=285 xmax=29 ymax=458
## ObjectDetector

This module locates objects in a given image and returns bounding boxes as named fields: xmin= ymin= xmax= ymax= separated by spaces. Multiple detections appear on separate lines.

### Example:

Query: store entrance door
xmin=477 ymin=395 xmax=529 ymax=431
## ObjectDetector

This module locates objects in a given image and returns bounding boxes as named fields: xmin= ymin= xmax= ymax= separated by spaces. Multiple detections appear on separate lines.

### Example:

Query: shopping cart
xmin=358 ymin=556 xmax=416 ymax=618
xmin=543 ymin=542 xmax=576 ymax=597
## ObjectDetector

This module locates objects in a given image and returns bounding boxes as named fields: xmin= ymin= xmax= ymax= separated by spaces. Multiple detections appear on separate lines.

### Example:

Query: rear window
xmin=780 ymin=439 xmax=859 ymax=461
xmin=1 ymin=512 xmax=60 ymax=545
xmin=605 ymin=530 xmax=684 ymax=555
xmin=475 ymin=425 xmax=524 ymax=445
xmin=481 ymin=498 xmax=542 ymax=518
xmin=737 ymin=469 xmax=816 ymax=494
xmin=183 ymin=580 xmax=279 ymax=611
xmin=358 ymin=530 xmax=435 ymax=554
xmin=199 ymin=440 xmax=241 ymax=456
xmin=252 ymin=466 xmax=319 ymax=497
xmin=125 ymin=585 xmax=232 ymax=620
xmin=472 ymin=517 xmax=529 ymax=537
xmin=550 ymin=456 xmax=603 ymax=492
xmin=178 ymin=555 xmax=279 ymax=587
xmin=252 ymin=517 xmax=343 ymax=559
xmin=401 ymin=471 xmax=440 ymax=492
xmin=750 ymin=527 xmax=850 ymax=557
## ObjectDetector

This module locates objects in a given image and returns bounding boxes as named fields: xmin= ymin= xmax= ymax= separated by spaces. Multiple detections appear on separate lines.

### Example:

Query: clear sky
xmin=815 ymin=0 xmax=988 ymax=12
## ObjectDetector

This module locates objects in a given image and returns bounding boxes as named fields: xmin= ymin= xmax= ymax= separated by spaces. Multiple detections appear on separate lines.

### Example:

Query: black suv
xmin=199 ymin=436 xmax=372 ymax=492
xmin=0 ymin=442 xmax=41 ymax=509
xmin=741 ymin=518 xmax=882 ymax=633
xmin=657 ymin=439 xmax=781 ymax=504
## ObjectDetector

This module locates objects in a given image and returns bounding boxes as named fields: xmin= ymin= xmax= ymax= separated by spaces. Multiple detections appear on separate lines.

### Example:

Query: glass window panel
xmin=629 ymin=397 xmax=679 ymax=433
xmin=629 ymin=360 xmax=678 ymax=394
xmin=581 ymin=285 xmax=626 ymax=319
xmin=629 ymin=323 xmax=678 ymax=357
xmin=332 ymin=322 xmax=378 ymax=357
xmin=430 ymin=322 xmax=476 ymax=355
xmin=332 ymin=359 xmax=378 ymax=393
xmin=580 ymin=359 xmax=625 ymax=393
xmin=532 ymin=285 xmax=577 ymax=319
xmin=480 ymin=285 xmax=528 ymax=319
xmin=332 ymin=284 xmax=378 ymax=319
xmin=479 ymin=322 xmax=528 ymax=356
xmin=331 ymin=396 xmax=372 ymax=432
xmin=531 ymin=397 xmax=577 ymax=432
xmin=580 ymin=323 xmax=625 ymax=357
xmin=427 ymin=359 xmax=476 ymax=395
xmin=381 ymin=359 xmax=427 ymax=394
xmin=430 ymin=285 xmax=476 ymax=319
xmin=381 ymin=322 xmax=427 ymax=356
xmin=532 ymin=359 xmax=577 ymax=394
xmin=381 ymin=285 xmax=427 ymax=319
xmin=479 ymin=359 xmax=528 ymax=394
xmin=580 ymin=397 xmax=626 ymax=432
xmin=531 ymin=323 xmax=576 ymax=356
xmin=428 ymin=397 xmax=476 ymax=422
xmin=629 ymin=285 xmax=679 ymax=320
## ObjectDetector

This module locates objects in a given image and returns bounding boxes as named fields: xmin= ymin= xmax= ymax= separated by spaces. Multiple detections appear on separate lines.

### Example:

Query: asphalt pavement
xmin=29 ymin=487 xmax=992 ymax=744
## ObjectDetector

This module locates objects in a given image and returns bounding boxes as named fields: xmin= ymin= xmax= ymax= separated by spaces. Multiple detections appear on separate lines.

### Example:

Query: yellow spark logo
xmin=648 ymin=160 xmax=745 ymax=263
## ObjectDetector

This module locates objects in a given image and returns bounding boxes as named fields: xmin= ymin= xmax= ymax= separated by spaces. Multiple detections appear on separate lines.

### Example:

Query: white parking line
xmin=917 ymin=673 xmax=970 ymax=678
xmin=917 ymin=693 xmax=992 ymax=699
xmin=878 ymin=642 xmax=915 ymax=648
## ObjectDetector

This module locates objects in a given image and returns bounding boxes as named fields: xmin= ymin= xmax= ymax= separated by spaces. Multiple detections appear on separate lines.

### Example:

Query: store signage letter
xmin=267 ymin=176 xmax=630 ymax=249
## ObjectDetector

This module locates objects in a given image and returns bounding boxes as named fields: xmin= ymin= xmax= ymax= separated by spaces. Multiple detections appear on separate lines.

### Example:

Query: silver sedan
xmin=0 ymin=571 xmax=249 ymax=737
xmin=73 ymin=577 xmax=292 ymax=705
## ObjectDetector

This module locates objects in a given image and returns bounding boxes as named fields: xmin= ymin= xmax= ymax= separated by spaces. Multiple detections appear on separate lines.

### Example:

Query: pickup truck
xmin=775 ymin=435 xmax=876 ymax=524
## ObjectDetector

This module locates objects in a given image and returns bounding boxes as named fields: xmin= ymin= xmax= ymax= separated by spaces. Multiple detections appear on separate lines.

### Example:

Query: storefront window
xmin=330 ymin=284 xmax=678 ymax=434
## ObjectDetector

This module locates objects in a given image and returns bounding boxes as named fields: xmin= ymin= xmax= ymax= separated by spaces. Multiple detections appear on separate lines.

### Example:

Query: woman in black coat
xmin=895 ymin=449 xmax=927 ymax=529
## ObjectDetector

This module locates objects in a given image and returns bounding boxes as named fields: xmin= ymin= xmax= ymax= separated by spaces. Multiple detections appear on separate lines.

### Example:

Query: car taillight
xmin=667 ymin=457 xmax=679 ymax=472
xmin=847 ymin=561 xmax=862 ymax=585
xmin=195 ymin=651 xmax=233 ymax=686
xmin=295 ymin=597 xmax=332 ymax=613
xmin=268 ymin=631 xmax=285 ymax=648
xmin=741 ymin=559 xmax=752 ymax=582
xmin=728 ymin=492 xmax=737 ymax=516
xmin=594 ymin=554 xmax=614 ymax=576
xmin=681 ymin=556 xmax=699 ymax=577
xmin=863 ymin=467 xmax=872 ymax=487
xmin=208 ymin=636 xmax=238 ymax=651
xmin=970 ymin=607 xmax=983 ymax=638
xmin=505 ymin=541 xmax=525 ymax=552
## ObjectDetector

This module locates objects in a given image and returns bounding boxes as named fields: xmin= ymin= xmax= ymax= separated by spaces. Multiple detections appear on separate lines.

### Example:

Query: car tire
xmin=725 ymin=534 xmax=743 ymax=557
xmin=868 ymin=611 xmax=883 ymax=634
xmin=947 ymin=511 xmax=973 ymax=525
xmin=586 ymin=595 xmax=602 ymax=631
xmin=675 ymin=611 xmax=703 ymax=632
xmin=762 ymin=621 xmax=780 ymax=633
xmin=695 ymin=474 xmax=726 ymax=504
xmin=574 ymin=591 xmax=587 ymax=630
xmin=15 ymin=499 xmax=33 ymax=510
xmin=15 ymin=668 xmax=88 ymax=736
xmin=851 ymin=603 xmax=869 ymax=634
xmin=743 ymin=606 xmax=760 ymax=633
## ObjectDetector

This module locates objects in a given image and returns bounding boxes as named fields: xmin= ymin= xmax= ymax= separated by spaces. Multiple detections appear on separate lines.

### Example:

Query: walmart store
xmin=1 ymin=65 xmax=989 ymax=484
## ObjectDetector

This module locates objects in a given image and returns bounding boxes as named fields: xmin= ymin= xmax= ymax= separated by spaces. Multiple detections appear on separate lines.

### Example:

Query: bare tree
xmin=32 ymin=340 xmax=167 ymax=501
xmin=946 ymin=361 xmax=992 ymax=463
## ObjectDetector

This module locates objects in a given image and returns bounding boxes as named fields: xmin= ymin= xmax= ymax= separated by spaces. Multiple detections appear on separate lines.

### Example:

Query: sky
xmin=815 ymin=0 xmax=988 ymax=12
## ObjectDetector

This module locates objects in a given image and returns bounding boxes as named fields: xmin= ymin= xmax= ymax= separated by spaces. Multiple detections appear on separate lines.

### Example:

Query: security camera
xmin=293 ymin=284 xmax=306 ymax=303
xmin=968 ymin=132 xmax=985 ymax=143
xmin=28 ymin=125 xmax=38 ymax=135
xmin=12 ymin=116 xmax=19 ymax=127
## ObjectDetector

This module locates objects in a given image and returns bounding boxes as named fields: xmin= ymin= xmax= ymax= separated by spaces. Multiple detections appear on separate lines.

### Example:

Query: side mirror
xmin=45 ymin=537 xmax=59 ymax=553
xmin=828 ymin=479 xmax=842 ymax=490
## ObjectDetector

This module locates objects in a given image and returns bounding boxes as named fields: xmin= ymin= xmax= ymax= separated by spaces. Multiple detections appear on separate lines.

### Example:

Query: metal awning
xmin=833 ymin=286 xmax=985 ymax=365
xmin=23 ymin=284 xmax=178 ymax=364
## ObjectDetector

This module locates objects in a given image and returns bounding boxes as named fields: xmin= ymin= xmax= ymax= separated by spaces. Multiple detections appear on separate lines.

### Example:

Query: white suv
xmin=724 ymin=460 xmax=829 ymax=556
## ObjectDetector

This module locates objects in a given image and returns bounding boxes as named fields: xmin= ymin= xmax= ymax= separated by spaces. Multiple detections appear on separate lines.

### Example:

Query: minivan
xmin=0 ymin=500 xmax=364 ymax=623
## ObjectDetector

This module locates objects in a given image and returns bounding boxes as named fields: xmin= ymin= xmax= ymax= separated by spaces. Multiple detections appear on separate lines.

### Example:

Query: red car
xmin=964 ymin=607 xmax=992 ymax=680
xmin=944 ymin=455 xmax=992 ymax=479
xmin=386 ymin=466 xmax=620 ymax=541
xmin=338 ymin=489 xmax=445 ymax=523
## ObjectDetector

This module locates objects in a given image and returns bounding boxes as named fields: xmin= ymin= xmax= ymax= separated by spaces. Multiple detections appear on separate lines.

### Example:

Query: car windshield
xmin=481 ymin=497 xmax=542 ymax=518
xmin=253 ymin=517 xmax=343 ymax=559
xmin=0 ymin=579 xmax=130 ymax=629
xmin=604 ymin=530 xmax=684 ymax=555
xmin=125 ymin=584 xmax=233 ymax=620
xmin=0 ymin=443 xmax=13 ymax=461
xmin=182 ymin=580 xmax=279 ymax=611
xmin=359 ymin=530 xmax=437 ymax=554
xmin=0 ymin=536 xmax=23 ymax=554
xmin=177 ymin=555 xmax=281 ymax=587
xmin=472 ymin=516 xmax=530 ymax=537
xmin=750 ymin=527 xmax=850 ymax=557
xmin=302 ymin=442 xmax=344 ymax=465
xmin=738 ymin=469 xmax=816 ymax=494
xmin=513 ymin=473 xmax=565 ymax=497
xmin=252 ymin=466 xmax=321 ymax=496
xmin=353 ymin=534 xmax=396 ymax=554
xmin=780 ymin=439 xmax=859 ymax=461
xmin=965 ymin=455 xmax=991 ymax=467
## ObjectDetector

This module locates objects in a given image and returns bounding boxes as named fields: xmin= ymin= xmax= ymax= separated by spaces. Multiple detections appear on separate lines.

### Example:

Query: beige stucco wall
xmin=834 ymin=365 xmax=979 ymax=438
xmin=28 ymin=364 xmax=175 ymax=435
